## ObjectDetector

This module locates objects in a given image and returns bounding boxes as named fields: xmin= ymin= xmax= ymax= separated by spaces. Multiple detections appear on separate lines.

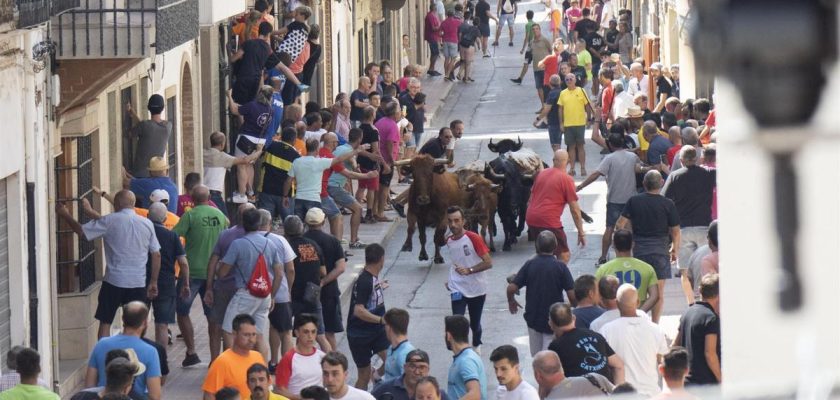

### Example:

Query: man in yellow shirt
xmin=246 ymin=363 xmax=289 ymax=400
xmin=557 ymin=73 xmax=595 ymax=176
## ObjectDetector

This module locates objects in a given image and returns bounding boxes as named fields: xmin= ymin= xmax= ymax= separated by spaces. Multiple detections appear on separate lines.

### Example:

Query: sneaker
xmin=182 ymin=353 xmax=201 ymax=367
xmin=492 ymin=41 xmax=499 ymax=46
xmin=298 ymin=84 xmax=311 ymax=93
xmin=340 ymin=239 xmax=349 ymax=246
xmin=509 ymin=41 xmax=514 ymax=46
xmin=431 ymin=70 xmax=443 ymax=76
xmin=474 ymin=345 xmax=482 ymax=355
xmin=510 ymin=78 xmax=522 ymax=84
xmin=349 ymin=240 xmax=368 ymax=249
xmin=392 ymin=201 xmax=406 ymax=218
xmin=232 ymin=193 xmax=248 ymax=204
xmin=483 ymin=54 xmax=491 ymax=58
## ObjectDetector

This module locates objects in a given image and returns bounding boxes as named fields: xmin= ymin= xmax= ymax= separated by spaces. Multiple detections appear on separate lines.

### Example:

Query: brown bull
xmin=464 ymin=174 xmax=501 ymax=252
xmin=398 ymin=154 xmax=467 ymax=263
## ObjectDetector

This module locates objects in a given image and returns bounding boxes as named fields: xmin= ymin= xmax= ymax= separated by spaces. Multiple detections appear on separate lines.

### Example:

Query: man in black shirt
xmin=616 ymin=170 xmax=680 ymax=323
xmin=507 ymin=231 xmax=576 ymax=355
xmin=674 ymin=273 xmax=721 ymax=385
xmin=258 ymin=127 xmax=300 ymax=220
xmin=605 ymin=19 xmax=619 ymax=53
xmin=231 ymin=22 xmax=273 ymax=104
xmin=302 ymin=207 xmax=346 ymax=351
xmin=283 ymin=215 xmax=330 ymax=351
xmin=474 ymin=0 xmax=497 ymax=57
xmin=573 ymin=8 xmax=599 ymax=46
xmin=569 ymin=53 xmax=588 ymax=87
xmin=347 ymin=244 xmax=389 ymax=389
xmin=547 ymin=303 xmax=625 ymax=384
xmin=662 ymin=146 xmax=715 ymax=279
xmin=355 ymin=106 xmax=383 ymax=223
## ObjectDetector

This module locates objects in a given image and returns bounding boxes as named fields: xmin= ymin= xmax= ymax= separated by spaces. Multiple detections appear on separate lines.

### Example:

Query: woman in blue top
xmin=228 ymin=85 xmax=272 ymax=203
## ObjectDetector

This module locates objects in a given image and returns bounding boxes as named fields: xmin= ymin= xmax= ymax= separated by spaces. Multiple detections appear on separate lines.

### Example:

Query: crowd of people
xmin=0 ymin=1 xmax=723 ymax=400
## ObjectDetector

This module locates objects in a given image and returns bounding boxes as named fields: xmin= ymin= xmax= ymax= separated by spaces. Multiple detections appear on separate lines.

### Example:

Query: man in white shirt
xmin=284 ymin=138 xmax=362 ymax=221
xmin=599 ymin=284 xmax=669 ymax=396
xmin=275 ymin=314 xmax=326 ymax=400
xmin=445 ymin=206 xmax=494 ymax=351
xmin=610 ymin=81 xmax=634 ymax=121
xmin=322 ymin=352 xmax=376 ymax=400
xmin=627 ymin=63 xmax=649 ymax=97
xmin=203 ymin=131 xmax=261 ymax=212
xmin=491 ymin=345 xmax=539 ymax=400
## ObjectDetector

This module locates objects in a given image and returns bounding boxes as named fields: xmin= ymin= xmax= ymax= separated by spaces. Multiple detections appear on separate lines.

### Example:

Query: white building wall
xmin=717 ymin=73 xmax=840 ymax=395
xmin=0 ymin=27 xmax=57 ymax=383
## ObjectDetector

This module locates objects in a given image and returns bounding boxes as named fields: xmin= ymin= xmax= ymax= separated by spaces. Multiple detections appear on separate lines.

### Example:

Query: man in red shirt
xmin=525 ymin=149 xmax=586 ymax=263
xmin=319 ymin=132 xmax=376 ymax=244
xmin=599 ymin=69 xmax=615 ymax=128
xmin=424 ymin=4 xmax=443 ymax=76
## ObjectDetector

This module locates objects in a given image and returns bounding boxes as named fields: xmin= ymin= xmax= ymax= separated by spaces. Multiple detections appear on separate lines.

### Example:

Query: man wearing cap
xmin=126 ymin=94 xmax=171 ymax=178
xmin=85 ymin=302 xmax=162 ymax=400
xmin=303 ymin=207 xmax=346 ymax=351
xmin=56 ymin=191 xmax=161 ymax=339
xmin=125 ymin=156 xmax=179 ymax=213
xmin=94 ymin=186 xmax=180 ymax=229
xmin=371 ymin=349 xmax=450 ymax=400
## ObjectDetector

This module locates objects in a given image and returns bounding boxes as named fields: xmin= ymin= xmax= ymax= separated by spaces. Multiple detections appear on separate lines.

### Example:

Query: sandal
xmin=376 ymin=216 xmax=394 ymax=222
xmin=349 ymin=241 xmax=368 ymax=249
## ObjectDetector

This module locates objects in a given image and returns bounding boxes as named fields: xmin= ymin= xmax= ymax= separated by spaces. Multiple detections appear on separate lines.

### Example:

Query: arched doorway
xmin=180 ymin=63 xmax=196 ymax=180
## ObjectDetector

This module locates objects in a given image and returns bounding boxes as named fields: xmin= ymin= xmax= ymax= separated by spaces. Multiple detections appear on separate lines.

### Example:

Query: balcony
xmin=199 ymin=0 xmax=244 ymax=26
xmin=17 ymin=0 xmax=80 ymax=28
xmin=52 ymin=0 xmax=197 ymax=60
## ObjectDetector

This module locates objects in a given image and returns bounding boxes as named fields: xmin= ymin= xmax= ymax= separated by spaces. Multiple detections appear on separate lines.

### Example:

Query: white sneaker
xmin=474 ymin=345 xmax=481 ymax=355
xmin=232 ymin=193 xmax=248 ymax=204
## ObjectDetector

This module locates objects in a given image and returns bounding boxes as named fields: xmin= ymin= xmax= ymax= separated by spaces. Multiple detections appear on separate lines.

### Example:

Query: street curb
xmin=337 ymin=217 xmax=403 ymax=305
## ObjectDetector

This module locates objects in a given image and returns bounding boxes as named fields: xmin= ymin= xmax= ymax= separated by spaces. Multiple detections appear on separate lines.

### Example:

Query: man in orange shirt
xmin=525 ymin=149 xmax=586 ymax=263
xmin=203 ymin=314 xmax=266 ymax=399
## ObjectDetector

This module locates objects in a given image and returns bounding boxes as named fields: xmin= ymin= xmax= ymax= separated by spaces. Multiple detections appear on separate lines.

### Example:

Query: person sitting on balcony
xmin=55 ymin=190 xmax=161 ymax=340
xmin=125 ymin=94 xmax=171 ymax=179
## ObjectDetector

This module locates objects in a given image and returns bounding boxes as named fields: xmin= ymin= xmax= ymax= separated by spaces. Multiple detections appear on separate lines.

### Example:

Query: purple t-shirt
xmin=212 ymin=225 xmax=246 ymax=291
xmin=239 ymin=101 xmax=272 ymax=138
xmin=375 ymin=117 xmax=400 ymax=163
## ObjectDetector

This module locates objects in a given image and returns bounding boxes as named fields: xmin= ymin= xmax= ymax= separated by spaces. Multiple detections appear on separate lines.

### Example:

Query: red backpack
xmin=242 ymin=238 xmax=273 ymax=298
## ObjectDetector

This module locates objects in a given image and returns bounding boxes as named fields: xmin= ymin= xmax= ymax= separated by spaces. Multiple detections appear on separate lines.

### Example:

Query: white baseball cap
xmin=149 ymin=189 xmax=170 ymax=203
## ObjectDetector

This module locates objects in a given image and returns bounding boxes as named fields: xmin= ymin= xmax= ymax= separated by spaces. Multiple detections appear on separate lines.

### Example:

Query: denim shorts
xmin=150 ymin=295 xmax=176 ymax=325
xmin=533 ymin=70 xmax=545 ymax=89
xmin=428 ymin=40 xmax=440 ymax=57
xmin=257 ymin=192 xmax=292 ymax=221
xmin=176 ymin=278 xmax=211 ymax=316
xmin=548 ymin=124 xmax=563 ymax=145
xmin=442 ymin=42 xmax=459 ymax=58
xmin=637 ymin=253 xmax=672 ymax=280
xmin=327 ymin=186 xmax=357 ymax=208
xmin=320 ymin=195 xmax=341 ymax=218
xmin=606 ymin=202 xmax=625 ymax=228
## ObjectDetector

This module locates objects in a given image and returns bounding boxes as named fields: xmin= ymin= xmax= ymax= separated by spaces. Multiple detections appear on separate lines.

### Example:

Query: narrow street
xmin=156 ymin=3 xmax=689 ymax=397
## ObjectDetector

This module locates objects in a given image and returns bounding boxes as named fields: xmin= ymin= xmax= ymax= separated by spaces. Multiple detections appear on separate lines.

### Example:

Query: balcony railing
xmin=3 ymin=0 xmax=80 ymax=29
xmin=54 ymin=0 xmax=157 ymax=59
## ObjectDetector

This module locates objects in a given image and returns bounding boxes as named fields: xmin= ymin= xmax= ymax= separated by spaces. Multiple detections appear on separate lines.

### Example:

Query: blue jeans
xmin=257 ymin=192 xmax=293 ymax=221
xmin=210 ymin=190 xmax=228 ymax=217
xmin=294 ymin=199 xmax=321 ymax=221
xmin=451 ymin=294 xmax=486 ymax=347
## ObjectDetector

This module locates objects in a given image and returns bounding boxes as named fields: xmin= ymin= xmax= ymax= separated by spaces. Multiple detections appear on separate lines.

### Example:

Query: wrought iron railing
xmin=55 ymin=0 xmax=156 ymax=58
xmin=16 ymin=0 xmax=80 ymax=29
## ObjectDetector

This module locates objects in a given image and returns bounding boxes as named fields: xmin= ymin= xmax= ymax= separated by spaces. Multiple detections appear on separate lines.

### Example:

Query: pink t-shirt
xmin=566 ymin=8 xmax=582 ymax=31
xmin=375 ymin=117 xmax=401 ymax=163
xmin=441 ymin=17 xmax=462 ymax=43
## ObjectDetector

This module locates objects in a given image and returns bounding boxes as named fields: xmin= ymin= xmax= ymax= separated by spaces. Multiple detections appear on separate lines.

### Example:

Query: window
xmin=55 ymin=134 xmax=96 ymax=293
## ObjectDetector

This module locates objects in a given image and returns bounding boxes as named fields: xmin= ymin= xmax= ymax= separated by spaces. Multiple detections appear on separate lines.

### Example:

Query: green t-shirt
xmin=595 ymin=257 xmax=658 ymax=303
xmin=173 ymin=204 xmax=229 ymax=279
xmin=577 ymin=49 xmax=593 ymax=80
xmin=524 ymin=20 xmax=535 ymax=44
xmin=0 ymin=384 xmax=59 ymax=400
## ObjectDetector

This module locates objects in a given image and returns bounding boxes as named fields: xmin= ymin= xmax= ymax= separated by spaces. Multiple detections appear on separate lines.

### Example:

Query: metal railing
xmin=55 ymin=0 xmax=156 ymax=58
xmin=16 ymin=0 xmax=80 ymax=29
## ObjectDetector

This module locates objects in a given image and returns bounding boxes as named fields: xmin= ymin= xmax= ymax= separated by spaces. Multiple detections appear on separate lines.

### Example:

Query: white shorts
xmin=222 ymin=289 xmax=271 ymax=335
xmin=234 ymin=135 xmax=267 ymax=157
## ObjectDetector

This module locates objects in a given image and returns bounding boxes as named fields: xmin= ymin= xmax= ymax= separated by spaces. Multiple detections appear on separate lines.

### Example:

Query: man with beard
xmin=246 ymin=363 xmax=285 ymax=400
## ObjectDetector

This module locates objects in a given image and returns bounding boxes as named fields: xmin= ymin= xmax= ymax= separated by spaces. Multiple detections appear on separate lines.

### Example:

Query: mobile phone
xmin=660 ymin=154 xmax=666 ymax=164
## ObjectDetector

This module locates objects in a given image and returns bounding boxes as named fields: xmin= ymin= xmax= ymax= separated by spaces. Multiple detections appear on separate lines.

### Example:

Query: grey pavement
xmin=105 ymin=4 xmax=688 ymax=398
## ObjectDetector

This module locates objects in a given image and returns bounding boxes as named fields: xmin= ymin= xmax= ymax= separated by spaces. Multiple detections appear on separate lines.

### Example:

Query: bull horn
xmin=522 ymin=172 xmax=534 ymax=180
xmin=486 ymin=166 xmax=505 ymax=180
xmin=393 ymin=159 xmax=412 ymax=166
xmin=466 ymin=183 xmax=475 ymax=191
xmin=490 ymin=183 xmax=500 ymax=189
xmin=433 ymin=158 xmax=449 ymax=165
